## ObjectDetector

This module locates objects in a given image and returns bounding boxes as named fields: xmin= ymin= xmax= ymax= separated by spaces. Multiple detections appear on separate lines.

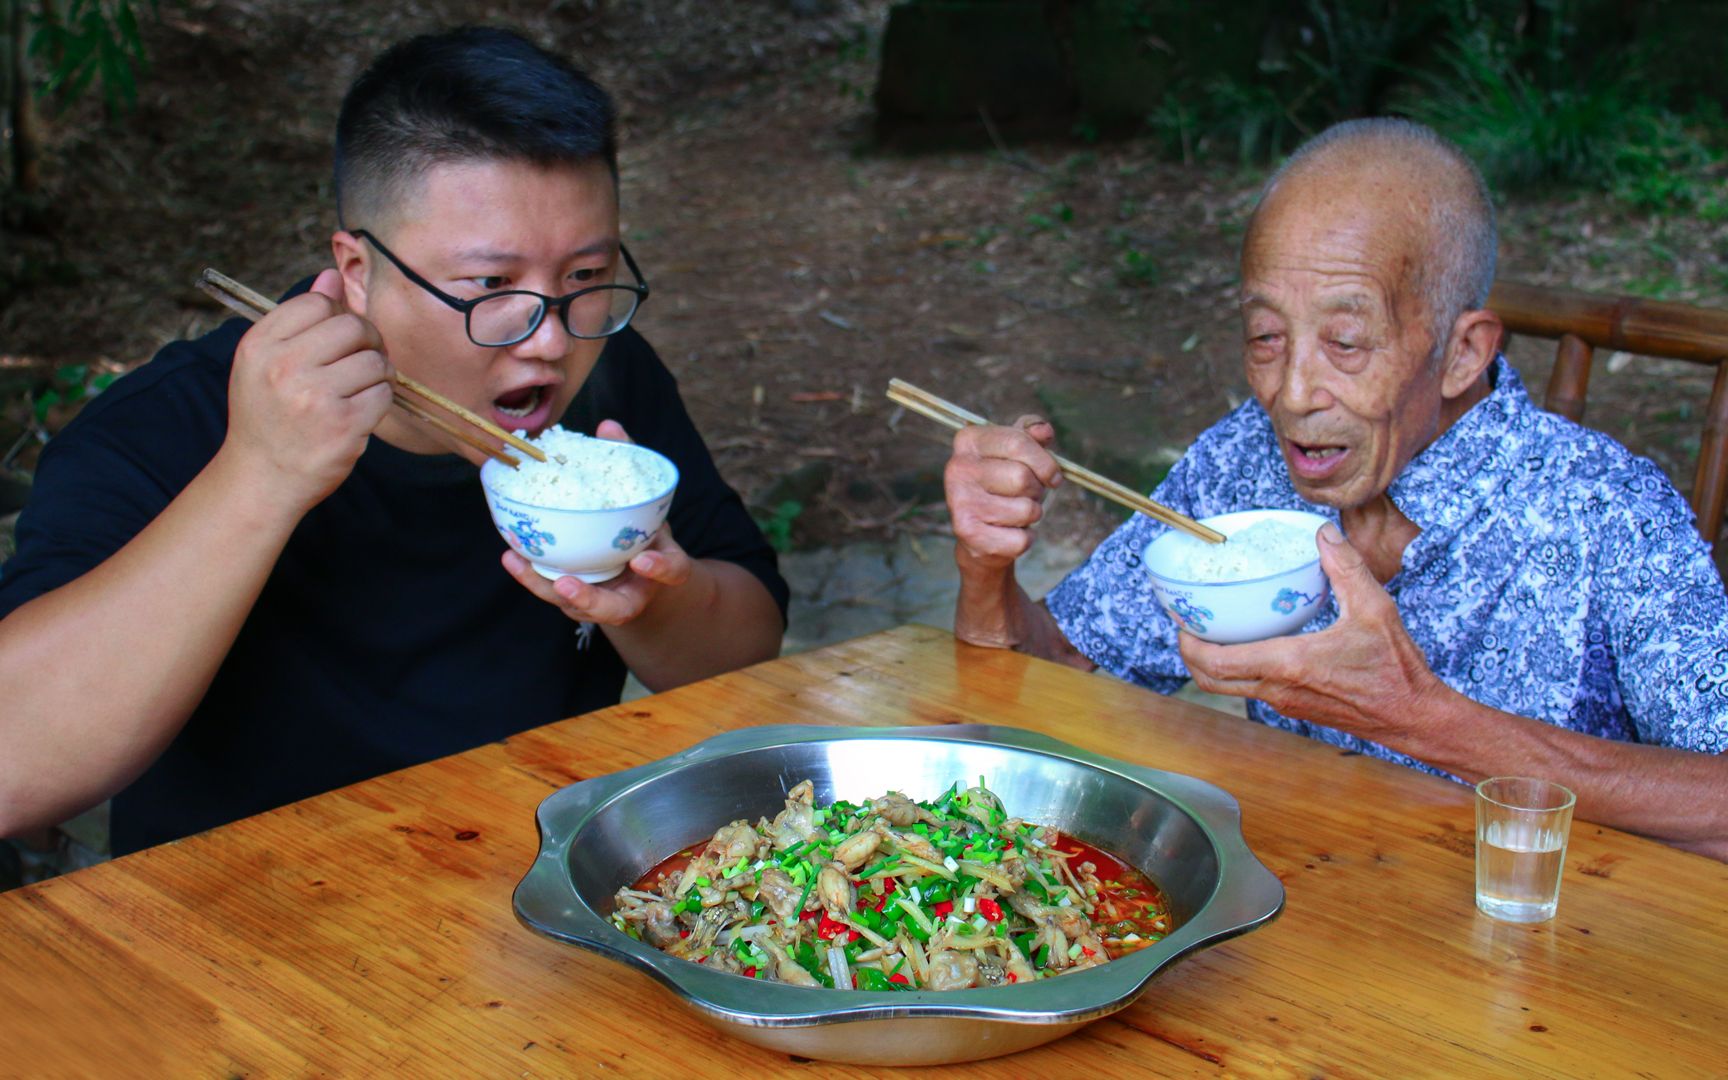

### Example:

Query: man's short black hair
xmin=333 ymin=26 xmax=617 ymax=229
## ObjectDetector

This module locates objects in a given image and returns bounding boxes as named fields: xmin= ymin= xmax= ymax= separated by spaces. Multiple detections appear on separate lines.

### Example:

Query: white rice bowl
xmin=1142 ymin=509 xmax=1331 ymax=645
xmin=480 ymin=427 xmax=679 ymax=583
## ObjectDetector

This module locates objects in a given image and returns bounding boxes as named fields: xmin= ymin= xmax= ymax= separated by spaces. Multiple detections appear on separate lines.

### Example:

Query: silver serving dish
xmin=514 ymin=724 xmax=1284 ymax=1066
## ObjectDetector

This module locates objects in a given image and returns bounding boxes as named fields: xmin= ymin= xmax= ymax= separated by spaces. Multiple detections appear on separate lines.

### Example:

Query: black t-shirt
xmin=0 ymin=308 xmax=787 ymax=855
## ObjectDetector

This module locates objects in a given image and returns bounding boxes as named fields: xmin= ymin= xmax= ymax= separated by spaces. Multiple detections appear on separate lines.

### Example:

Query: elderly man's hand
xmin=944 ymin=416 xmax=1064 ymax=571
xmin=1178 ymin=522 xmax=1447 ymax=739
xmin=500 ymin=420 xmax=695 ymax=627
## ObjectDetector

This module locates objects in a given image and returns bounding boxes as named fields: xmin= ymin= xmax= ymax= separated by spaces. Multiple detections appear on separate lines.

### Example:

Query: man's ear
xmin=330 ymin=230 xmax=371 ymax=316
xmin=1440 ymin=308 xmax=1502 ymax=400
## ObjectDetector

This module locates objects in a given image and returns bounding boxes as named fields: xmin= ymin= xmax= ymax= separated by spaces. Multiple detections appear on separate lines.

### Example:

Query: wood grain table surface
xmin=3 ymin=624 xmax=1725 ymax=1078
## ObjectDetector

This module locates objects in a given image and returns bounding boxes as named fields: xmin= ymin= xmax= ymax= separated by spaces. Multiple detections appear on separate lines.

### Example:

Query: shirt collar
xmin=1386 ymin=355 xmax=1532 ymax=538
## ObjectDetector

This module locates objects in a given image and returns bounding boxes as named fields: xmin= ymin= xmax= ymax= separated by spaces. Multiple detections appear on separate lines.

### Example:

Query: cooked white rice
xmin=1159 ymin=518 xmax=1318 ymax=582
xmin=489 ymin=426 xmax=669 ymax=509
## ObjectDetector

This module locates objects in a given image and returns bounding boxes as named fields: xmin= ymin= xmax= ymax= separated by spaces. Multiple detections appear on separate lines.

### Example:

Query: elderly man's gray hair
xmin=1258 ymin=118 xmax=1498 ymax=358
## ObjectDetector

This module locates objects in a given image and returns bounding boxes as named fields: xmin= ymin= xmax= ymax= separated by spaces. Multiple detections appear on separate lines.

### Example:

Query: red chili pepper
xmin=888 ymin=973 xmax=910 ymax=986
xmin=933 ymin=900 xmax=954 ymax=920
xmin=1006 ymin=973 xmax=1018 ymax=983
xmin=978 ymin=898 xmax=1004 ymax=923
xmin=801 ymin=907 xmax=821 ymax=920
xmin=1081 ymin=946 xmax=1096 ymax=957
xmin=869 ymin=892 xmax=888 ymax=912
xmin=817 ymin=914 xmax=845 ymax=941
xmin=678 ymin=929 xmax=690 ymax=938
xmin=742 ymin=966 xmax=758 ymax=978
xmin=883 ymin=878 xmax=898 ymax=895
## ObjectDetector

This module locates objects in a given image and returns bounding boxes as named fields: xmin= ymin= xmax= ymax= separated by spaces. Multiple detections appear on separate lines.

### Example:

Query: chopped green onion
xmin=858 ymin=856 xmax=900 ymax=879
xmin=693 ymin=876 xmax=712 ymax=889
xmin=795 ymin=875 xmax=815 ymax=918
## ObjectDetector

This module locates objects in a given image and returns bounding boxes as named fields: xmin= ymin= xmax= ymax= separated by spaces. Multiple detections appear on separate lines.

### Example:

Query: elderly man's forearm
xmin=1394 ymin=688 xmax=1728 ymax=859
xmin=954 ymin=556 xmax=1092 ymax=670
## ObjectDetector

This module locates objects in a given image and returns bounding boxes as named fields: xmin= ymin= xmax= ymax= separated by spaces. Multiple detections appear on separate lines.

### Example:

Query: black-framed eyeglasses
xmin=352 ymin=229 xmax=650 ymax=348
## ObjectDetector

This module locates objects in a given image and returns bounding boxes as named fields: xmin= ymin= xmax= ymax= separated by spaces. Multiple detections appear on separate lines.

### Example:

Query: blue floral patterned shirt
xmin=1045 ymin=357 xmax=1728 ymax=771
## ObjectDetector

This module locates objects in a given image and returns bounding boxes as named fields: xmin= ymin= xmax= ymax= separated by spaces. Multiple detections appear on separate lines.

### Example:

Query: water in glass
xmin=1475 ymin=819 xmax=1567 ymax=922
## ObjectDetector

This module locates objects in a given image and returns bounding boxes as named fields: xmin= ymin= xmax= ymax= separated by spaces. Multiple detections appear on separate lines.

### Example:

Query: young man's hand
xmin=221 ymin=269 xmax=396 ymax=513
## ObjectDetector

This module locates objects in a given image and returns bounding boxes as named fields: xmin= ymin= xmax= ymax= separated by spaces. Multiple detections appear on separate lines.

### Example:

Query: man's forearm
xmin=606 ymin=559 xmax=782 ymax=693
xmin=954 ymin=547 xmax=1093 ymax=670
xmin=0 ymin=451 xmax=304 ymax=837
xmin=1392 ymin=687 xmax=1728 ymax=858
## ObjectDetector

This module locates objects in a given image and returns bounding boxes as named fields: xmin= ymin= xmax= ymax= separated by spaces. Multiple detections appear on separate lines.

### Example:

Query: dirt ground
xmin=5 ymin=0 xmax=1728 ymax=553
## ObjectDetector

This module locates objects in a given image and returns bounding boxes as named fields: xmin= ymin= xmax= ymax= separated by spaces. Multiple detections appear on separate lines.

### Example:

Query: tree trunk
xmin=8 ymin=0 xmax=43 ymax=193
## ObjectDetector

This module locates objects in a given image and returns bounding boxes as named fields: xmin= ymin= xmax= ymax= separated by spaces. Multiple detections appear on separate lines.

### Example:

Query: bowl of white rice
xmin=1142 ymin=509 xmax=1331 ymax=644
xmin=480 ymin=426 xmax=679 ymax=583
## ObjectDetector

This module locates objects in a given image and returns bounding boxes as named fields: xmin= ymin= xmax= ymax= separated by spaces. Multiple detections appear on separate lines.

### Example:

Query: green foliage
xmin=29 ymin=0 xmax=159 ymax=112
xmin=1396 ymin=23 xmax=1725 ymax=211
xmin=1142 ymin=0 xmax=1431 ymax=166
xmin=1110 ymin=228 xmax=1159 ymax=287
xmin=1130 ymin=0 xmax=1727 ymax=212
xmin=755 ymin=499 xmax=803 ymax=554
xmin=30 ymin=362 xmax=115 ymax=423
xmin=1024 ymin=202 xmax=1074 ymax=234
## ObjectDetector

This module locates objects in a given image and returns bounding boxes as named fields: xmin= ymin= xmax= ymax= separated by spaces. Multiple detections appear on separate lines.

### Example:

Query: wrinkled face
xmin=342 ymin=158 xmax=620 ymax=458
xmin=1239 ymin=184 xmax=1445 ymax=510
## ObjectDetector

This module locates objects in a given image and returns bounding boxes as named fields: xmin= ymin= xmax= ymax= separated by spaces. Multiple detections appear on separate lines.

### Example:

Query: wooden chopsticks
xmin=887 ymin=378 xmax=1227 ymax=544
xmin=196 ymin=268 xmax=546 ymax=468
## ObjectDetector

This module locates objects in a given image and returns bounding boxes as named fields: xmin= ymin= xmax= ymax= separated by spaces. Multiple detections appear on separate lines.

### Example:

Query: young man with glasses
xmin=0 ymin=28 xmax=788 ymax=855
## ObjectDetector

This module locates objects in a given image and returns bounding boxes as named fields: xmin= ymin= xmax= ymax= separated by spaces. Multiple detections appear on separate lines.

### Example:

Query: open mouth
xmin=495 ymin=385 xmax=546 ymax=419
xmin=490 ymin=382 xmax=559 ymax=434
xmin=1286 ymin=439 xmax=1350 ymax=480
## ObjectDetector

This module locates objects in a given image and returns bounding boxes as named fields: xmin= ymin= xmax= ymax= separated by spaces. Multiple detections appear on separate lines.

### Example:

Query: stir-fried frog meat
xmin=611 ymin=779 xmax=1174 ymax=991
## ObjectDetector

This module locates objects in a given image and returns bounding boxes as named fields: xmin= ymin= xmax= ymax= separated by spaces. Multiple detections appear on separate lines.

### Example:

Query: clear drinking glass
xmin=1475 ymin=777 xmax=1576 ymax=923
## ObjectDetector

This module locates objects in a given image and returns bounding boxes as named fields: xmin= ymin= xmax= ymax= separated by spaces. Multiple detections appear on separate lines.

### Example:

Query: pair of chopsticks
xmin=886 ymin=379 xmax=1226 ymax=544
xmin=197 ymin=269 xmax=546 ymax=469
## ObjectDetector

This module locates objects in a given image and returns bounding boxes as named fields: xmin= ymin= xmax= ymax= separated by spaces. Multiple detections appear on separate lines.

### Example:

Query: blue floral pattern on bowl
xmin=612 ymin=525 xmax=651 ymax=552
xmin=1170 ymin=596 xmax=1214 ymax=635
xmin=1271 ymin=587 xmax=1320 ymax=615
xmin=506 ymin=519 xmax=557 ymax=558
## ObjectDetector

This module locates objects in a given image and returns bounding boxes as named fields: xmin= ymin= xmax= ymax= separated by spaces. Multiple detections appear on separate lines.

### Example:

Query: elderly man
xmin=944 ymin=118 xmax=1728 ymax=860
xmin=0 ymin=28 xmax=786 ymax=854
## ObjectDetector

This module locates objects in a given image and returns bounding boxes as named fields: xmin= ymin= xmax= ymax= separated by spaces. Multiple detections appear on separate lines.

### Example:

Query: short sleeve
xmin=1594 ymin=463 xmax=1728 ymax=752
xmin=0 ymin=340 xmax=232 ymax=621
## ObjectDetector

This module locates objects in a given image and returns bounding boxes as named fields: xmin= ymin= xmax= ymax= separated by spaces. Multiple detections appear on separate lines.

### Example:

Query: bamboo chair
xmin=1489 ymin=280 xmax=1728 ymax=571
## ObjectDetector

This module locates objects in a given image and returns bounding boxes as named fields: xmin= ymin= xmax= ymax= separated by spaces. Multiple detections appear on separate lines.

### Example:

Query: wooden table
xmin=4 ymin=625 xmax=1726 ymax=1077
